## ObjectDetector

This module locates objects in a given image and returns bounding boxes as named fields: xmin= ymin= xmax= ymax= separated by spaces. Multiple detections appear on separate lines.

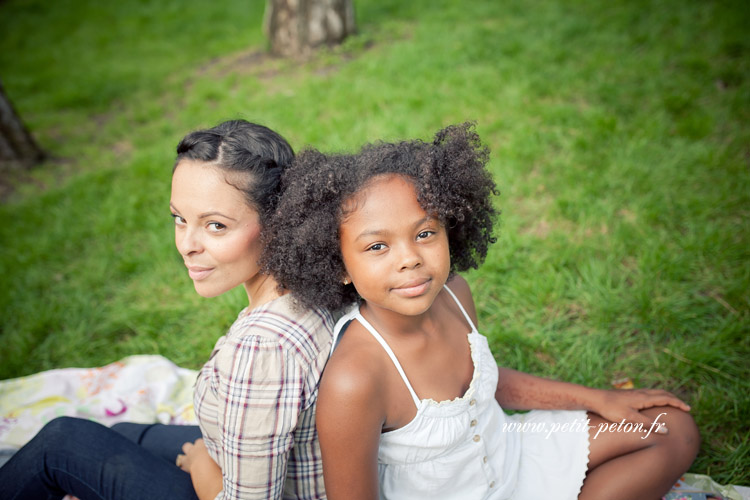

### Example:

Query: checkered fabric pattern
xmin=194 ymin=294 xmax=334 ymax=500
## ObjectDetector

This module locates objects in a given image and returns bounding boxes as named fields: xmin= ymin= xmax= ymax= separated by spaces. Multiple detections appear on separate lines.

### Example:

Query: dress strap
xmin=331 ymin=305 xmax=359 ymax=351
xmin=442 ymin=285 xmax=478 ymax=333
xmin=354 ymin=312 xmax=421 ymax=409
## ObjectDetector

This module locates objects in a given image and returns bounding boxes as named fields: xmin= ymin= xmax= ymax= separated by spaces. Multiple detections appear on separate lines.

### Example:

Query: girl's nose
xmin=176 ymin=228 xmax=202 ymax=256
xmin=398 ymin=243 xmax=422 ymax=271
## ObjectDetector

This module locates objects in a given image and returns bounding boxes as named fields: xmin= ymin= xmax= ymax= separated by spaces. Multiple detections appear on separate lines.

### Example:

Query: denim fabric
xmin=0 ymin=417 xmax=202 ymax=500
xmin=111 ymin=421 xmax=203 ymax=463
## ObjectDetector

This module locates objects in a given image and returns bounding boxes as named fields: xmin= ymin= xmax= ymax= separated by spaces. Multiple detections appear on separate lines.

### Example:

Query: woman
xmin=0 ymin=120 xmax=334 ymax=500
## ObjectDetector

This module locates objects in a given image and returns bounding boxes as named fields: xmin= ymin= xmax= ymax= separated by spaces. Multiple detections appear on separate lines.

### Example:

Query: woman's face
xmin=170 ymin=159 xmax=263 ymax=298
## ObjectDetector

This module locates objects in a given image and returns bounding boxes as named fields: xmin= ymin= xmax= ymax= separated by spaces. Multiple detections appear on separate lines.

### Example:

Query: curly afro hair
xmin=262 ymin=122 xmax=498 ymax=312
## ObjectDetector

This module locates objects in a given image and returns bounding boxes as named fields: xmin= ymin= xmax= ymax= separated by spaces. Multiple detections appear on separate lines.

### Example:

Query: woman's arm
xmin=214 ymin=335 xmax=305 ymax=499
xmin=178 ymin=439 xmax=223 ymax=500
xmin=316 ymin=351 xmax=384 ymax=500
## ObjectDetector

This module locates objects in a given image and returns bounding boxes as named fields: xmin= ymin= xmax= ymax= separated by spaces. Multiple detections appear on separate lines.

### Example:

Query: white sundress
xmin=332 ymin=286 xmax=591 ymax=499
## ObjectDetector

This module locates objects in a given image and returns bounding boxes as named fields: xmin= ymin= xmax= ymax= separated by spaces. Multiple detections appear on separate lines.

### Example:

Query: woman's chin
xmin=193 ymin=283 xmax=225 ymax=298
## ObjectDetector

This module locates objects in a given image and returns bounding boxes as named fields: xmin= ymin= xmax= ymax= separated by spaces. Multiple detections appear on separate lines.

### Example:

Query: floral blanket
xmin=0 ymin=356 xmax=747 ymax=499
xmin=665 ymin=475 xmax=750 ymax=500
xmin=0 ymin=355 xmax=196 ymax=461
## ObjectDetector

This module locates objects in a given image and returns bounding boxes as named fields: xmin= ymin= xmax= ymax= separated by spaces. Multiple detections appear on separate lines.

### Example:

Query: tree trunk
xmin=0 ymin=80 xmax=45 ymax=170
xmin=265 ymin=0 xmax=356 ymax=58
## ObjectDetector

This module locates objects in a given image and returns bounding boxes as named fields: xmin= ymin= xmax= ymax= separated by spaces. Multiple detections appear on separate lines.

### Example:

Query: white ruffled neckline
xmin=419 ymin=330 xmax=481 ymax=407
xmin=382 ymin=330 xmax=481 ymax=436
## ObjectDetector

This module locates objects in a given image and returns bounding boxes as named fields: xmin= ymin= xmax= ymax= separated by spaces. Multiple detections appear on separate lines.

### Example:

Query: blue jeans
xmin=0 ymin=417 xmax=203 ymax=500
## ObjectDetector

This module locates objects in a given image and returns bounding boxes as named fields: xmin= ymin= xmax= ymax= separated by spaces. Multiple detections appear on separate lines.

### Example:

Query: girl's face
xmin=170 ymin=159 xmax=264 ymax=298
xmin=339 ymin=174 xmax=451 ymax=318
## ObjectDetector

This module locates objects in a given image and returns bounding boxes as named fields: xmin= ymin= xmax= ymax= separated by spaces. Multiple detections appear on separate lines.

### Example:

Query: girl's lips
xmin=392 ymin=279 xmax=431 ymax=298
xmin=187 ymin=266 xmax=214 ymax=281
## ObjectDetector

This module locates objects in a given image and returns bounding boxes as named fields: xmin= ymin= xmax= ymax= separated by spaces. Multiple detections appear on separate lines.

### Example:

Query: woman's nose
xmin=175 ymin=227 xmax=202 ymax=256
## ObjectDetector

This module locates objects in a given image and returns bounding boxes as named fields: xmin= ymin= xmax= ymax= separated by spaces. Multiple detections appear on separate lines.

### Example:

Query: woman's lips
xmin=187 ymin=266 xmax=214 ymax=281
xmin=392 ymin=279 xmax=431 ymax=298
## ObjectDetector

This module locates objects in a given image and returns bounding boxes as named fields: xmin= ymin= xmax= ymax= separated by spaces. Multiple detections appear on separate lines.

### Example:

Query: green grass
xmin=1 ymin=0 xmax=748 ymax=486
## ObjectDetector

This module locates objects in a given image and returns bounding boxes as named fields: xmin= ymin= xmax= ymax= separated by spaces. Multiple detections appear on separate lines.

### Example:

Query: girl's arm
xmin=179 ymin=439 xmax=223 ymax=500
xmin=316 ymin=352 xmax=383 ymax=500
xmin=446 ymin=275 xmax=692 ymax=426
xmin=495 ymin=367 xmax=691 ymax=426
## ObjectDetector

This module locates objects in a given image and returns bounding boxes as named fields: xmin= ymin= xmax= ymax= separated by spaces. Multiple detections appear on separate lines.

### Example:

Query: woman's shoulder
xmin=228 ymin=294 xmax=335 ymax=358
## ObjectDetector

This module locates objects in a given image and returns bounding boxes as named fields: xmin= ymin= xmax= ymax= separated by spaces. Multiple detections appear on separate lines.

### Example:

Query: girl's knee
xmin=669 ymin=408 xmax=700 ymax=455
xmin=647 ymin=407 xmax=700 ymax=463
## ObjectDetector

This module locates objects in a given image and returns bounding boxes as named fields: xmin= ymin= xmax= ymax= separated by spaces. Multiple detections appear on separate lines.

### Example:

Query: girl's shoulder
xmin=444 ymin=274 xmax=478 ymax=326
xmin=319 ymin=317 xmax=392 ymax=409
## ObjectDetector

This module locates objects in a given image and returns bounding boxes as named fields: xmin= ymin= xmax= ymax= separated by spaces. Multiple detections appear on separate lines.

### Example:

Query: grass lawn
xmin=1 ymin=0 xmax=748 ymax=485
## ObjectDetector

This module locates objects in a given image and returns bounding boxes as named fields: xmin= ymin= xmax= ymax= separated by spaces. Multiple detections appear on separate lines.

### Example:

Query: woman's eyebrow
xmin=198 ymin=211 xmax=237 ymax=221
xmin=169 ymin=203 xmax=237 ymax=221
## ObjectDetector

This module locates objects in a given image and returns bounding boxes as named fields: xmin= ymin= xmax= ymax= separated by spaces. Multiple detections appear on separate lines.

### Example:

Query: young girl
xmin=0 ymin=120 xmax=333 ymax=500
xmin=263 ymin=123 xmax=700 ymax=500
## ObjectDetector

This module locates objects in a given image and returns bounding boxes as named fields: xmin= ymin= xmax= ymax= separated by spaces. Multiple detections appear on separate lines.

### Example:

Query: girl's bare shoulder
xmin=319 ymin=320 xmax=390 ymax=406
xmin=445 ymin=274 xmax=478 ymax=325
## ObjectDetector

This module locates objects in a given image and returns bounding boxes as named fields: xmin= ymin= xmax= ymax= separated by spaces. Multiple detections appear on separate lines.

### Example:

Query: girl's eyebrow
xmin=354 ymin=228 xmax=388 ymax=241
xmin=169 ymin=203 xmax=237 ymax=221
xmin=354 ymin=216 xmax=435 ymax=241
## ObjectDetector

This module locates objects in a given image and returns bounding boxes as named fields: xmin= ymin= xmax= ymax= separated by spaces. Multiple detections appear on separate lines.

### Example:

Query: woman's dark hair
xmin=263 ymin=122 xmax=498 ymax=311
xmin=174 ymin=119 xmax=294 ymax=221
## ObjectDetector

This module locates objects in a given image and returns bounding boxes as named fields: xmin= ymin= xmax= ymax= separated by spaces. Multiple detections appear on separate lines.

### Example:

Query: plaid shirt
xmin=194 ymin=294 xmax=334 ymax=499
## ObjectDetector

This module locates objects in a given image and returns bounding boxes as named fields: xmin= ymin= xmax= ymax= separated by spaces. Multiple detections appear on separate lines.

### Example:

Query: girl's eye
xmin=171 ymin=214 xmax=186 ymax=226
xmin=417 ymin=230 xmax=434 ymax=240
xmin=207 ymin=222 xmax=226 ymax=232
xmin=367 ymin=243 xmax=386 ymax=252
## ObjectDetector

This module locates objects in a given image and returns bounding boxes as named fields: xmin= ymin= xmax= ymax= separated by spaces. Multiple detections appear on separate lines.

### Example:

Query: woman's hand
xmin=175 ymin=439 xmax=223 ymax=500
xmin=175 ymin=438 xmax=208 ymax=474
xmin=589 ymin=388 xmax=691 ymax=431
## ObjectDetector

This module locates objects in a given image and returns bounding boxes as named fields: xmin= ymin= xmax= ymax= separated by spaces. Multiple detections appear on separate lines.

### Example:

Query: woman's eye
xmin=171 ymin=214 xmax=186 ymax=226
xmin=207 ymin=222 xmax=226 ymax=232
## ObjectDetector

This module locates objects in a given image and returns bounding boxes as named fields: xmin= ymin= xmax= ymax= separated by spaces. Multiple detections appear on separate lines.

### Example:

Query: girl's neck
xmin=243 ymin=273 xmax=285 ymax=310
xmin=360 ymin=301 xmax=440 ymax=339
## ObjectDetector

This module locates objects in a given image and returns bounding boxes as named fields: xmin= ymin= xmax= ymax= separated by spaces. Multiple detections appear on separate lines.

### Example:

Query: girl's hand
xmin=590 ymin=388 xmax=691 ymax=430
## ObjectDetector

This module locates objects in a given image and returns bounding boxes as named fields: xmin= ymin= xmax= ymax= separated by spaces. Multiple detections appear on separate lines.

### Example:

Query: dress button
xmin=473 ymin=435 xmax=481 ymax=442
xmin=490 ymin=481 xmax=495 ymax=488
xmin=470 ymin=419 xmax=477 ymax=427
xmin=483 ymin=456 xmax=488 ymax=463
xmin=469 ymin=398 xmax=476 ymax=406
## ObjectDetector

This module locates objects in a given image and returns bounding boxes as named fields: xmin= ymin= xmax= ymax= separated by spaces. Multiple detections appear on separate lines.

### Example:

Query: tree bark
xmin=0 ymin=80 xmax=45 ymax=170
xmin=265 ymin=0 xmax=356 ymax=58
